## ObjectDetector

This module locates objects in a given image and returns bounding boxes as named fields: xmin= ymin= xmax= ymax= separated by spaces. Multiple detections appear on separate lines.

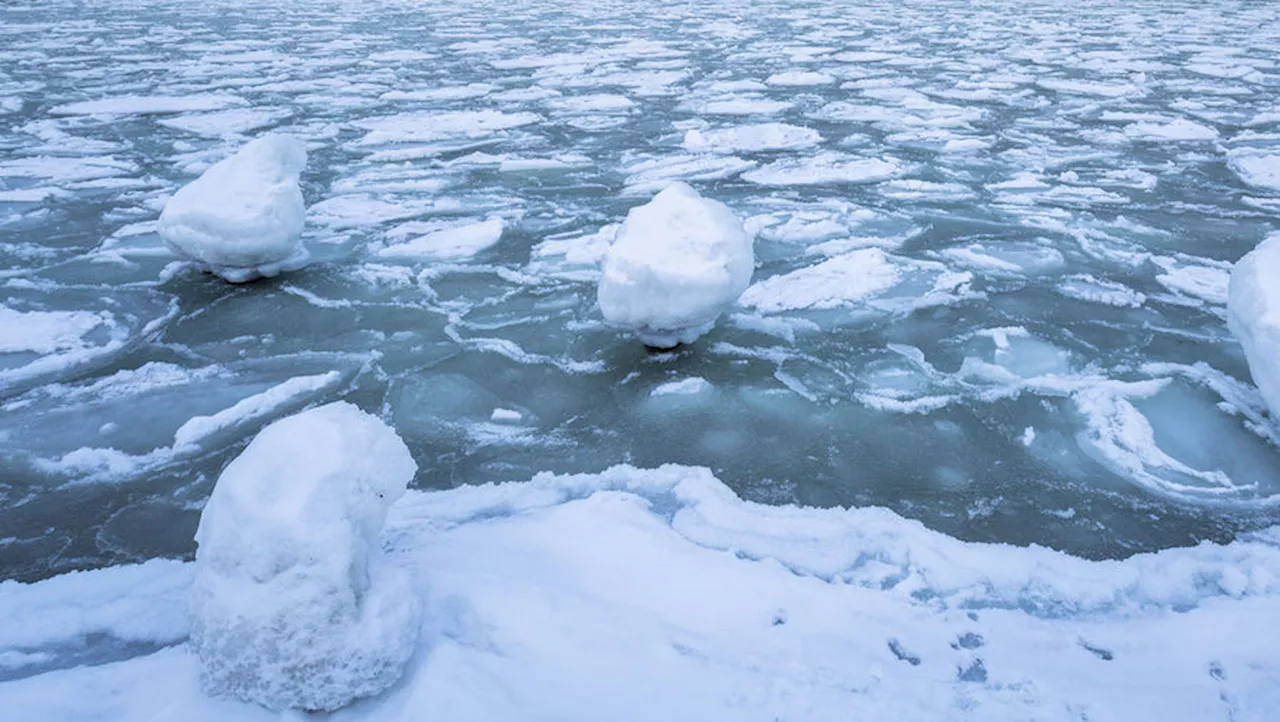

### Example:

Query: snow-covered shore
xmin=3 ymin=464 xmax=1277 ymax=720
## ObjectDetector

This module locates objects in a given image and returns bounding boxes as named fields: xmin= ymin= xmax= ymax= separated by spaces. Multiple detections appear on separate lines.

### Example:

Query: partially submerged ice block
xmin=597 ymin=182 xmax=754 ymax=348
xmin=189 ymin=401 xmax=420 ymax=712
xmin=158 ymin=134 xmax=309 ymax=282
xmin=1229 ymin=231 xmax=1280 ymax=421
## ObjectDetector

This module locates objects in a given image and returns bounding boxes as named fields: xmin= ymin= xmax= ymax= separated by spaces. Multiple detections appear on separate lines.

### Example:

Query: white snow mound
xmin=1228 ymin=232 xmax=1280 ymax=421
xmin=189 ymin=401 xmax=421 ymax=712
xmin=158 ymin=134 xmax=309 ymax=282
xmin=598 ymin=182 xmax=754 ymax=348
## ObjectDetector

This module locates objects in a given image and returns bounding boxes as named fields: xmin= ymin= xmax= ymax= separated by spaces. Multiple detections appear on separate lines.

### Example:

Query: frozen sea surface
xmin=2 ymin=0 xmax=1280 ymax=712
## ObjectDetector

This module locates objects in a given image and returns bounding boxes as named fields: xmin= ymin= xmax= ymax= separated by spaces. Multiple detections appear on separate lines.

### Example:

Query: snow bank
xmin=189 ymin=402 xmax=420 ymax=712
xmin=157 ymin=134 xmax=309 ymax=283
xmin=1229 ymin=232 xmax=1280 ymax=420
xmin=3 ymin=464 xmax=1280 ymax=720
xmin=597 ymin=183 xmax=754 ymax=348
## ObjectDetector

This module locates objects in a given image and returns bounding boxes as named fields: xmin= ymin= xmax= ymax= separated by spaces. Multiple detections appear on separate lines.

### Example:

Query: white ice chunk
xmin=690 ymin=97 xmax=792 ymax=116
xmin=157 ymin=134 xmax=309 ymax=282
xmin=764 ymin=70 xmax=834 ymax=87
xmin=526 ymin=224 xmax=619 ymax=282
xmin=377 ymin=218 xmax=505 ymax=262
xmin=623 ymin=154 xmax=757 ymax=193
xmin=490 ymin=408 xmax=523 ymax=422
xmin=1036 ymin=78 xmax=1144 ymax=98
xmin=1057 ymin=275 xmax=1147 ymax=308
xmin=682 ymin=123 xmax=821 ymax=154
xmin=172 ymin=372 xmax=342 ymax=449
xmin=0 ymin=308 xmax=109 ymax=354
xmin=1227 ymin=149 xmax=1280 ymax=193
xmin=936 ymin=240 xmax=1066 ymax=277
xmin=739 ymin=249 xmax=974 ymax=318
xmin=190 ymin=402 xmax=420 ymax=712
xmin=742 ymin=152 xmax=902 ymax=186
xmin=738 ymin=249 xmax=899 ymax=312
xmin=651 ymin=377 xmax=712 ymax=397
xmin=353 ymin=110 xmax=541 ymax=146
xmin=49 ymin=94 xmax=246 ymax=117
xmin=1154 ymin=257 xmax=1230 ymax=306
xmin=598 ymin=183 xmax=754 ymax=347
xmin=307 ymin=195 xmax=436 ymax=229
xmin=0 ymin=156 xmax=136 ymax=183
xmin=157 ymin=109 xmax=290 ymax=138
xmin=1124 ymin=118 xmax=1218 ymax=142
xmin=547 ymin=94 xmax=636 ymax=114
xmin=1229 ymin=233 xmax=1280 ymax=421
xmin=380 ymin=84 xmax=496 ymax=102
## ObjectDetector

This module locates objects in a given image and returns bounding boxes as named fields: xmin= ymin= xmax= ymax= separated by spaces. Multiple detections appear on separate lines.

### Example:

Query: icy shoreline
xmin=2 ymin=464 xmax=1277 ymax=720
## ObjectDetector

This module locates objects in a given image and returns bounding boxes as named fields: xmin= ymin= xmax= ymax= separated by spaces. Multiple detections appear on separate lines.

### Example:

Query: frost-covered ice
xmin=682 ymin=123 xmax=821 ymax=154
xmin=0 ymin=307 xmax=110 ymax=355
xmin=377 ymin=218 xmax=505 ymax=262
xmin=1229 ymin=233 xmax=1280 ymax=421
xmin=742 ymin=153 xmax=902 ymax=186
xmin=1228 ymin=149 xmax=1280 ymax=193
xmin=598 ymin=183 xmax=754 ymax=347
xmin=190 ymin=402 xmax=419 ymax=711
xmin=157 ymin=134 xmax=309 ymax=282
xmin=50 ymin=94 xmax=246 ymax=117
xmin=739 ymin=248 xmax=973 ymax=319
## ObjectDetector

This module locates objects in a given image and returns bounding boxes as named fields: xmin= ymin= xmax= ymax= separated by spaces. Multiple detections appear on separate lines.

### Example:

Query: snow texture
xmin=157 ymin=134 xmax=309 ymax=282
xmin=1227 ymin=149 xmax=1280 ymax=193
xmin=376 ymin=218 xmax=505 ymax=261
xmin=1229 ymin=232 xmax=1280 ymax=421
xmin=189 ymin=402 xmax=420 ymax=712
xmin=597 ymin=183 xmax=754 ymax=348
xmin=0 ymin=308 xmax=108 ymax=354
xmin=3 ymin=464 xmax=1279 ymax=721
xmin=682 ymin=123 xmax=821 ymax=154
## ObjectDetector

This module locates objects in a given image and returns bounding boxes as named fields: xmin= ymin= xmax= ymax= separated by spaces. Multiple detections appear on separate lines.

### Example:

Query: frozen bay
xmin=2 ymin=0 xmax=1280 ymax=716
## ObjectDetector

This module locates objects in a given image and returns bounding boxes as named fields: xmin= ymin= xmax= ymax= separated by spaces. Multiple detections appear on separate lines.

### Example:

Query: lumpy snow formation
xmin=1229 ymin=232 xmax=1280 ymax=421
xmin=189 ymin=402 xmax=421 ymax=712
xmin=157 ymin=134 xmax=309 ymax=283
xmin=598 ymin=182 xmax=754 ymax=348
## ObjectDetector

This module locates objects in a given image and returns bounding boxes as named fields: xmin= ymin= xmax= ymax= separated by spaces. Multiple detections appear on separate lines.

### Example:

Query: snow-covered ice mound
xmin=1229 ymin=232 xmax=1280 ymax=421
xmin=597 ymin=182 xmax=754 ymax=348
xmin=157 ymin=134 xmax=310 ymax=283
xmin=189 ymin=402 xmax=420 ymax=712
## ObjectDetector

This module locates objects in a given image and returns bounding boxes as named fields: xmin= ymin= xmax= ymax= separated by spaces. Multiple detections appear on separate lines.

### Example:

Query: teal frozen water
xmin=2 ymin=0 xmax=1279 ymax=582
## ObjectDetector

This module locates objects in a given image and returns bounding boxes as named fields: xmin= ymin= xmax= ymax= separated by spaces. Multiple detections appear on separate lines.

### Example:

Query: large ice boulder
xmin=597 ymin=182 xmax=754 ymax=348
xmin=158 ymin=134 xmax=309 ymax=283
xmin=189 ymin=401 xmax=421 ymax=712
xmin=1229 ymin=232 xmax=1280 ymax=420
